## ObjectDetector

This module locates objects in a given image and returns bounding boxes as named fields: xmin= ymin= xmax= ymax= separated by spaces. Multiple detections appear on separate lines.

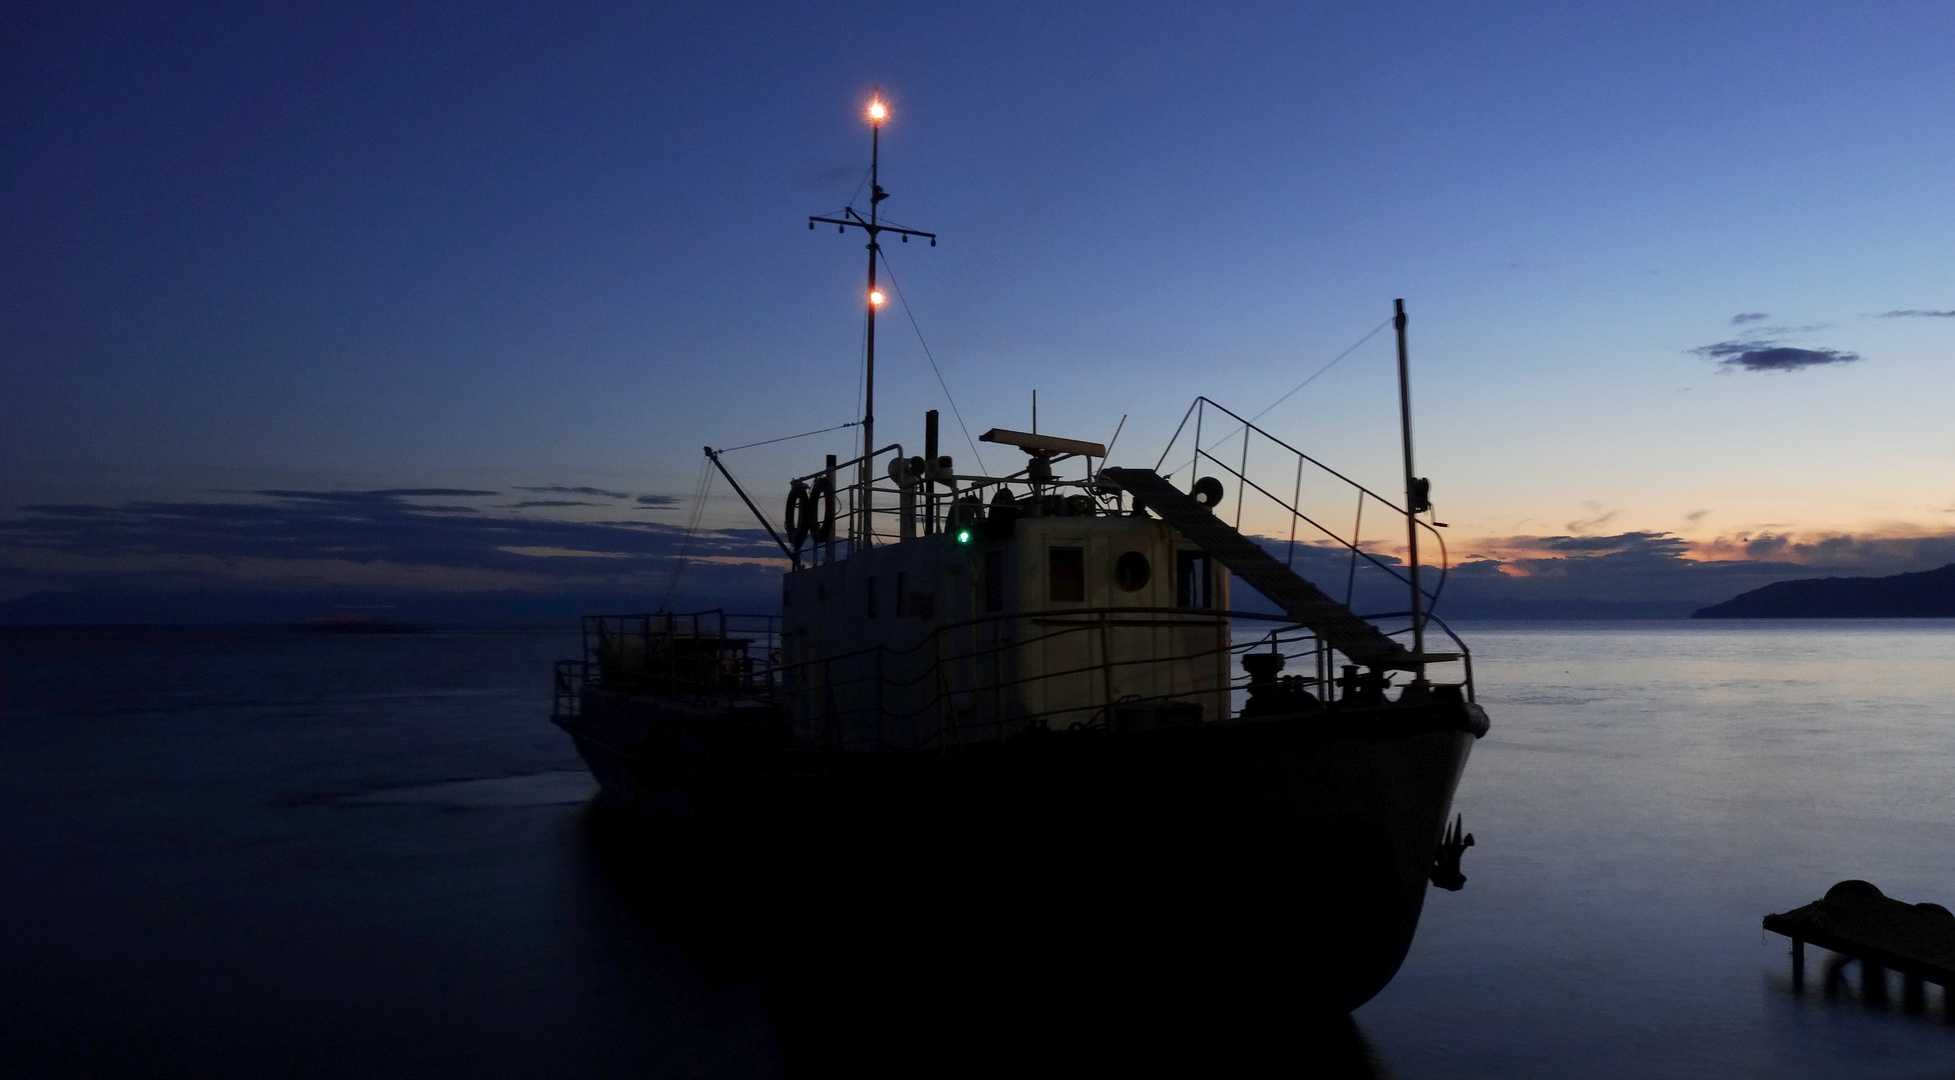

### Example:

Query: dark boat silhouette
xmin=551 ymin=94 xmax=1485 ymax=1016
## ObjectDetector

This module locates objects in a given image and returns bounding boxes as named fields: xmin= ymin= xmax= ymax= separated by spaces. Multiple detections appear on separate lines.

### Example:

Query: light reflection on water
xmin=2 ymin=622 xmax=1953 ymax=1076
xmin=1361 ymin=619 xmax=1955 ymax=1079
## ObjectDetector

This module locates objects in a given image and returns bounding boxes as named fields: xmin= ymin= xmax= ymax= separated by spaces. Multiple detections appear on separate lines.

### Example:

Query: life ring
xmin=808 ymin=475 xmax=835 ymax=543
xmin=1192 ymin=476 xmax=1225 ymax=508
xmin=784 ymin=481 xmax=812 ymax=550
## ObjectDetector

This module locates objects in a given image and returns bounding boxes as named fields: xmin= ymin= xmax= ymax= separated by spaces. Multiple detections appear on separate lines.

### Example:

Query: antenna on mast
xmin=808 ymin=87 xmax=938 ymax=550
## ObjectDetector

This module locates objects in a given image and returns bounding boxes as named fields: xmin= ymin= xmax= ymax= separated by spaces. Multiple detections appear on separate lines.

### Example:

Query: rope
xmin=717 ymin=420 xmax=859 ymax=454
xmin=657 ymin=457 xmax=715 ymax=613
xmin=856 ymin=310 xmax=868 ymax=464
xmin=1187 ymin=319 xmax=1396 ymax=460
xmin=877 ymin=248 xmax=988 ymax=472
xmin=1250 ymin=318 xmax=1394 ymax=425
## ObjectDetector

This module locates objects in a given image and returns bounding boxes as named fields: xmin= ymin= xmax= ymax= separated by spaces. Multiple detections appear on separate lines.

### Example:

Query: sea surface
xmin=3 ymin=621 xmax=1954 ymax=1077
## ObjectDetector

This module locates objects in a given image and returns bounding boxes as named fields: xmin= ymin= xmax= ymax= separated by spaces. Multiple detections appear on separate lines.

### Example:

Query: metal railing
xmin=583 ymin=610 xmax=782 ymax=694
xmin=1154 ymin=396 xmax=1453 ymax=617
xmin=553 ymin=603 xmax=1474 ymax=743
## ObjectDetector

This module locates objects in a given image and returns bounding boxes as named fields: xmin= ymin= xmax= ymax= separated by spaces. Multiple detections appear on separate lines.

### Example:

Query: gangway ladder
xmin=1100 ymin=467 xmax=1456 ymax=672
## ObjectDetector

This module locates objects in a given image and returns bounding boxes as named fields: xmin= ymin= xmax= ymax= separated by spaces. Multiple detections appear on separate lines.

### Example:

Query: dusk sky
xmin=6 ymin=1 xmax=1955 ymax=618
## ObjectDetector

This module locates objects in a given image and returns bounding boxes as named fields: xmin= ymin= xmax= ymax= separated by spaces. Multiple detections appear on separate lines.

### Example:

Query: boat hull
xmin=559 ymin=687 xmax=1480 ymax=1014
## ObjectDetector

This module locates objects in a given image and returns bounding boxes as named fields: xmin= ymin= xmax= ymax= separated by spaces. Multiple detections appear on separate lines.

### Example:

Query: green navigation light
xmin=956 ymin=529 xmax=972 ymax=544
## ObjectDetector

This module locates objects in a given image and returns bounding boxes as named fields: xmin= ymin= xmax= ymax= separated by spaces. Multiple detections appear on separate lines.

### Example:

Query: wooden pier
xmin=1764 ymin=880 xmax=1955 ymax=1014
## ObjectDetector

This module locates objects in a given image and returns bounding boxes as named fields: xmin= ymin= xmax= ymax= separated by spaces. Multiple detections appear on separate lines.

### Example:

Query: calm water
xmin=2 ymin=621 xmax=1953 ymax=1077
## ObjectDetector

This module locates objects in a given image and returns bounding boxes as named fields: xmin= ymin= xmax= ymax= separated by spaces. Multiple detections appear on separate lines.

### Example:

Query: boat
xmin=551 ymin=94 xmax=1487 ymax=1020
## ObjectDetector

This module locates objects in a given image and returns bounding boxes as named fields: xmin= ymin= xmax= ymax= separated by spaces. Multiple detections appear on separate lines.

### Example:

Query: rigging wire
xmin=876 ymin=248 xmax=988 ymax=473
xmin=717 ymin=420 xmax=860 ymax=455
xmin=855 ymin=300 xmax=868 ymax=464
xmin=845 ymin=164 xmax=871 ymax=212
xmin=1250 ymin=318 xmax=1394 ymax=426
xmin=658 ymin=457 xmax=715 ymax=613
xmin=1183 ymin=317 xmax=1396 ymax=462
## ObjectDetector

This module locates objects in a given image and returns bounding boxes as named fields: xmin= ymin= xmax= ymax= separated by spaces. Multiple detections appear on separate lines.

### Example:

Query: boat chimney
xmin=924 ymin=410 xmax=940 ymax=534
xmin=824 ymin=453 xmax=839 ymax=562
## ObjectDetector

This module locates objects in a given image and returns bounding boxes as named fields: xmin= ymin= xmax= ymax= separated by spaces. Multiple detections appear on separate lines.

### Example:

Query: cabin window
xmin=896 ymin=572 xmax=908 ymax=617
xmin=985 ymin=550 xmax=1005 ymax=613
xmin=1114 ymin=551 xmax=1150 ymax=592
xmin=1176 ymin=551 xmax=1213 ymax=609
xmin=867 ymin=576 xmax=878 ymax=619
xmin=1048 ymin=546 xmax=1085 ymax=603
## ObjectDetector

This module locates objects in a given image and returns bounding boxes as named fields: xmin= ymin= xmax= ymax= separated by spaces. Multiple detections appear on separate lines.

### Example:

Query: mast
xmin=862 ymin=107 xmax=881 ymax=550
xmin=808 ymin=90 xmax=936 ymax=552
xmin=1394 ymin=298 xmax=1426 ymax=680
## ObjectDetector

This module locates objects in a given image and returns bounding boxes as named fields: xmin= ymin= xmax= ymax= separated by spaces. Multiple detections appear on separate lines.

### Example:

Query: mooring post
xmin=1791 ymin=938 xmax=1805 ymax=992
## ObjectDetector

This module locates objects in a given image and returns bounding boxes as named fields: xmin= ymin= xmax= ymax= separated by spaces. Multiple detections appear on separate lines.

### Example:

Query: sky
xmin=4 ymin=0 xmax=1954 ymax=620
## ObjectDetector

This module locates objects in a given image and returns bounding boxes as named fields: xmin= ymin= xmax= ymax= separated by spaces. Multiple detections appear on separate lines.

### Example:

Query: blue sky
xmin=5 ymin=1 xmax=1954 ymax=616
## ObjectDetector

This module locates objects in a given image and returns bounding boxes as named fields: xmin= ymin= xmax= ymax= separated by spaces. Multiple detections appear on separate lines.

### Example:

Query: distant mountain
xmin=1693 ymin=563 xmax=1955 ymax=618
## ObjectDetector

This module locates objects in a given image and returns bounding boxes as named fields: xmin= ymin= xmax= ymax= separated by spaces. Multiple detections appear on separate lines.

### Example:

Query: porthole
xmin=1114 ymin=551 xmax=1151 ymax=591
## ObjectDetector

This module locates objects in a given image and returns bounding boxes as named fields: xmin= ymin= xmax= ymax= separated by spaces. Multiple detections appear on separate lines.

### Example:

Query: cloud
xmin=0 ymin=489 xmax=781 ymax=598
xmin=1730 ymin=312 xmax=1769 ymax=324
xmin=636 ymin=494 xmax=682 ymax=507
xmin=1564 ymin=502 xmax=1617 ymax=534
xmin=500 ymin=500 xmax=598 ymax=508
xmin=497 ymin=546 xmax=633 ymax=559
xmin=1684 ymin=509 xmax=1711 ymax=524
xmin=1881 ymin=309 xmax=1955 ymax=318
xmin=1422 ymin=528 xmax=1955 ymax=616
xmin=515 ymin=485 xmax=631 ymax=499
xmin=1691 ymin=340 xmax=1861 ymax=373
xmin=262 ymin=488 xmax=497 ymax=499
xmin=805 ymin=162 xmax=864 ymax=188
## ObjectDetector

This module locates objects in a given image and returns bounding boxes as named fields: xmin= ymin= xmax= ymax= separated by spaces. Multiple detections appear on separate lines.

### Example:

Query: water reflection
xmin=579 ymin=802 xmax=1391 ymax=1076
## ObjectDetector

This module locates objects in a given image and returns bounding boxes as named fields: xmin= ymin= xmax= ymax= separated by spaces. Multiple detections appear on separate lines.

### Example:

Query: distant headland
xmin=1693 ymin=563 xmax=1955 ymax=618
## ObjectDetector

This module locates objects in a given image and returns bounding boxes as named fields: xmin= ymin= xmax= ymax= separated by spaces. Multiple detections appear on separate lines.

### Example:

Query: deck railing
xmin=1154 ymin=396 xmax=1453 ymax=615
xmin=551 ymin=604 xmax=1473 ymax=740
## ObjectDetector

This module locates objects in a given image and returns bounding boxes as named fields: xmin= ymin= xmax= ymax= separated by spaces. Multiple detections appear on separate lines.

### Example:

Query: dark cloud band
xmin=515 ymin=485 xmax=632 ymax=499
xmin=1691 ymin=340 xmax=1861 ymax=373
xmin=1 ymin=490 xmax=773 ymax=577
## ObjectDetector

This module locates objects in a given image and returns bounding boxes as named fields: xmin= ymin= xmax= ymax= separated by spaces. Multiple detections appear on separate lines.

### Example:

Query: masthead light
xmin=869 ymin=290 xmax=886 ymax=306
xmin=867 ymin=99 xmax=888 ymax=124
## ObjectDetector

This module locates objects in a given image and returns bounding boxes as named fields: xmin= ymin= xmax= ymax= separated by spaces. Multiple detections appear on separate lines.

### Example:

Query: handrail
xmin=560 ymin=599 xmax=1474 ymax=746
xmin=1151 ymin=396 xmax=1452 ymax=615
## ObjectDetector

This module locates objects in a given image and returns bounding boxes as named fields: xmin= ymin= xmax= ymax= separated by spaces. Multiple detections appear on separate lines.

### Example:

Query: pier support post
xmin=1863 ymin=960 xmax=1888 ymax=1005
xmin=1790 ymin=938 xmax=1804 ymax=992
xmin=1904 ymin=971 xmax=1925 ymax=1012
